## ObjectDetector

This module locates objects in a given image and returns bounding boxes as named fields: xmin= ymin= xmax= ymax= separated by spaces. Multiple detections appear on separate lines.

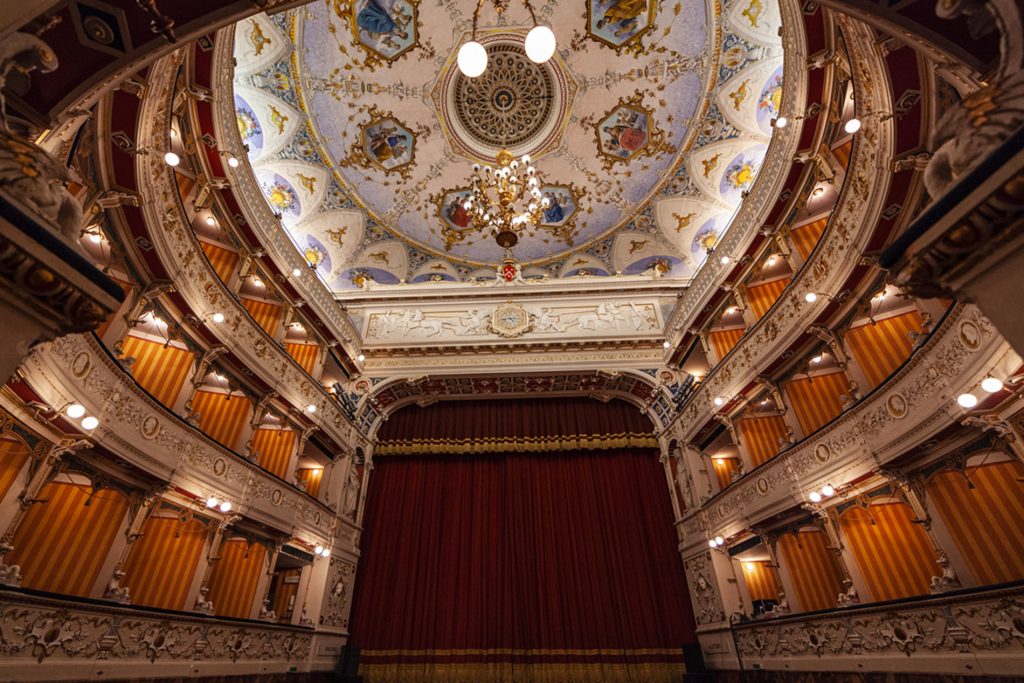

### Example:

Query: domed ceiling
xmin=229 ymin=0 xmax=783 ymax=290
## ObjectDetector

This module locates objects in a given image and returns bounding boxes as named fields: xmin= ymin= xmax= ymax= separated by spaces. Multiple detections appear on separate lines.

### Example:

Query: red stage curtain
xmin=350 ymin=441 xmax=697 ymax=682
xmin=375 ymin=397 xmax=657 ymax=456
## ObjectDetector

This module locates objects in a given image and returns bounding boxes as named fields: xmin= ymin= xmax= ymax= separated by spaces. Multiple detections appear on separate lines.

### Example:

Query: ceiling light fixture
xmin=773 ymin=116 xmax=788 ymax=128
xmin=464 ymin=150 xmax=550 ymax=249
xmin=219 ymin=500 xmax=232 ymax=513
xmin=206 ymin=496 xmax=219 ymax=508
xmin=714 ymin=397 xmax=724 ymax=406
xmin=663 ymin=340 xmax=671 ymax=349
xmin=88 ymin=232 xmax=103 ymax=244
xmin=164 ymin=151 xmax=180 ymax=167
xmin=357 ymin=353 xmax=366 ymax=362
xmin=227 ymin=156 xmax=240 ymax=168
xmin=306 ymin=404 xmax=317 ymax=413
xmin=211 ymin=312 xmax=225 ymax=323
xmin=804 ymin=292 xmax=818 ymax=303
xmin=766 ymin=255 xmax=777 ymax=267
xmin=981 ymin=377 xmax=1004 ymax=393
xmin=292 ymin=267 xmax=302 ymax=277
xmin=720 ymin=255 xmax=731 ymax=265
xmin=66 ymin=403 xmax=86 ymax=419
xmin=458 ymin=0 xmax=555 ymax=78
xmin=844 ymin=118 xmax=862 ymax=134
xmin=957 ymin=393 xmax=978 ymax=409
xmin=808 ymin=490 xmax=822 ymax=503
xmin=206 ymin=216 xmax=216 ymax=226
xmin=821 ymin=484 xmax=835 ymax=497
xmin=81 ymin=416 xmax=99 ymax=430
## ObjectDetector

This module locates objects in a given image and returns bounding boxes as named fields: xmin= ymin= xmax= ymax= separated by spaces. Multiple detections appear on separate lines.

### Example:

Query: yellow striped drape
xmin=200 ymin=241 xmax=240 ymax=283
xmin=252 ymin=428 xmax=297 ymax=480
xmin=746 ymin=279 xmax=790 ymax=319
xmin=285 ymin=342 xmax=320 ymax=375
xmin=712 ymin=458 xmax=739 ymax=490
xmin=296 ymin=468 xmax=323 ymax=498
xmin=122 ymin=515 xmax=209 ymax=610
xmin=271 ymin=567 xmax=302 ymax=620
xmin=709 ymin=328 xmax=744 ymax=361
xmin=206 ymin=538 xmax=268 ymax=619
xmin=844 ymin=311 xmax=924 ymax=390
xmin=776 ymin=530 xmax=844 ymax=612
xmin=190 ymin=390 xmax=252 ymax=450
xmin=832 ymin=139 xmax=853 ymax=170
xmin=119 ymin=335 xmax=194 ymax=407
xmin=8 ymin=481 xmax=129 ymax=596
xmin=789 ymin=217 xmax=828 ymax=261
xmin=0 ymin=434 xmax=33 ymax=501
xmin=925 ymin=461 xmax=1024 ymax=585
xmin=784 ymin=371 xmax=848 ymax=435
xmin=738 ymin=416 xmax=788 ymax=467
xmin=741 ymin=560 xmax=780 ymax=602
xmin=839 ymin=502 xmax=939 ymax=602
xmin=242 ymin=298 xmax=283 ymax=338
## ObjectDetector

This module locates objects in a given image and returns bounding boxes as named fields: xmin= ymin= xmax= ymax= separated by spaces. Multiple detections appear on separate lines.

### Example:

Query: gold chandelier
xmin=465 ymin=148 xmax=550 ymax=249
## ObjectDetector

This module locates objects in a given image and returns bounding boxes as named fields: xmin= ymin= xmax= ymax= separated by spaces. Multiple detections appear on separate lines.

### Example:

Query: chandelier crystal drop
xmin=465 ymin=149 xmax=549 ymax=248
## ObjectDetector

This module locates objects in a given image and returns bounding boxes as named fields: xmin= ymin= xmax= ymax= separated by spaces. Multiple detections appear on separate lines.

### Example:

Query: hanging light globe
xmin=458 ymin=41 xmax=488 ymax=77
xmin=524 ymin=25 xmax=556 ymax=63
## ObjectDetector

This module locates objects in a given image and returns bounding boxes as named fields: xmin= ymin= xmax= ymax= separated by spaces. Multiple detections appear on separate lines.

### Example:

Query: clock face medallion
xmin=491 ymin=303 xmax=532 ymax=338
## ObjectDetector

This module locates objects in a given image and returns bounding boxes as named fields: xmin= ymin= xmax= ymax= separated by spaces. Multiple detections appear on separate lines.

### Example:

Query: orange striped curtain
xmin=832 ymin=139 xmax=853 ymax=170
xmin=271 ymin=567 xmax=302 ymax=621
xmin=925 ymin=461 xmax=1024 ymax=585
xmin=711 ymin=458 xmax=739 ymax=490
xmin=784 ymin=371 xmax=848 ymax=435
xmin=709 ymin=328 xmax=744 ymax=361
xmin=777 ymin=530 xmax=844 ymax=612
xmin=190 ymin=390 xmax=252 ymax=450
xmin=738 ymin=416 xmax=788 ymax=467
xmin=0 ymin=434 xmax=33 ymax=501
xmin=746 ymin=279 xmax=790 ymax=319
xmin=789 ymin=217 xmax=828 ymax=261
xmin=200 ymin=242 xmax=240 ymax=283
xmin=252 ymin=428 xmax=297 ymax=479
xmin=741 ymin=560 xmax=780 ymax=602
xmin=839 ymin=502 xmax=939 ymax=602
xmin=242 ymin=299 xmax=283 ymax=338
xmin=122 ymin=515 xmax=209 ymax=610
xmin=8 ymin=481 xmax=129 ymax=596
xmin=285 ymin=342 xmax=320 ymax=375
xmin=844 ymin=311 xmax=925 ymax=389
xmin=206 ymin=538 xmax=268 ymax=619
xmin=119 ymin=335 xmax=194 ymax=407
xmin=296 ymin=468 xmax=324 ymax=498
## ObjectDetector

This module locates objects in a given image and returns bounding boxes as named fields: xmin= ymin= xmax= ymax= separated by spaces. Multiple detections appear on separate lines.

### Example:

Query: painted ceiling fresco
xmin=230 ymin=0 xmax=784 ymax=290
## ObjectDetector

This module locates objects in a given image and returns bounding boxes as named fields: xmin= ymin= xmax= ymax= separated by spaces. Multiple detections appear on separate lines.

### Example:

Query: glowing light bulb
xmin=812 ymin=355 xmax=822 ymax=364
xmin=321 ymin=548 xmax=330 ymax=558
xmin=211 ymin=312 xmax=225 ymax=323
xmin=744 ymin=562 xmax=755 ymax=572
xmin=457 ymin=41 xmax=487 ymax=77
xmin=314 ymin=545 xmax=324 ymax=556
xmin=524 ymin=25 xmax=556 ymax=63
xmin=844 ymin=118 xmax=862 ymax=134
xmin=708 ymin=539 xmax=717 ymax=548
xmin=981 ymin=377 xmax=1004 ymax=393
xmin=663 ymin=340 xmax=671 ymax=349
xmin=206 ymin=496 xmax=219 ymax=508
xmin=714 ymin=397 xmax=724 ymax=406
xmin=766 ymin=255 xmax=777 ymax=267
xmin=206 ymin=216 xmax=216 ymax=226
xmin=163 ymin=152 xmax=180 ymax=167
xmin=227 ymin=156 xmax=240 ymax=168
xmin=88 ymin=232 xmax=102 ymax=244
xmin=357 ymin=353 xmax=366 ymax=362
xmin=809 ymin=491 xmax=822 ymax=503
xmin=66 ymin=403 xmax=86 ymax=419
xmin=219 ymin=500 xmax=232 ymax=513
xmin=714 ymin=536 xmax=724 ymax=546
xmin=720 ymin=255 xmax=731 ymax=265
xmin=822 ymin=484 xmax=835 ymax=497
xmin=306 ymin=404 xmax=317 ymax=413
xmin=81 ymin=416 xmax=99 ymax=430
xmin=292 ymin=268 xmax=302 ymax=277
xmin=957 ymin=393 xmax=978 ymax=409
xmin=774 ymin=116 xmax=788 ymax=128
xmin=804 ymin=292 xmax=818 ymax=303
